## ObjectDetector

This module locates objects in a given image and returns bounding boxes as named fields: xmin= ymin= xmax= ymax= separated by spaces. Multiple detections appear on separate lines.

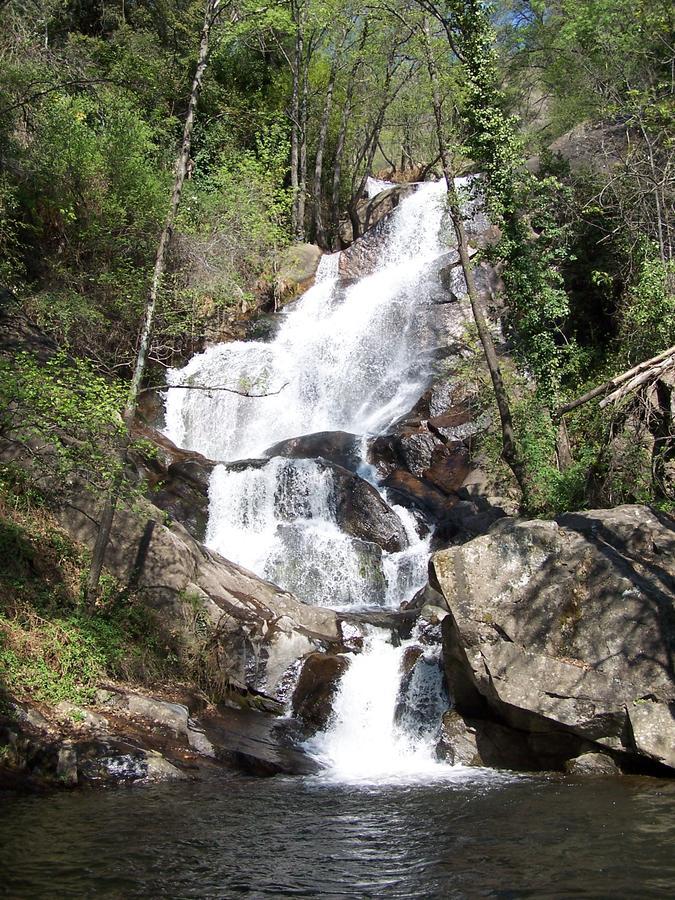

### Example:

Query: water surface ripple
xmin=2 ymin=774 xmax=674 ymax=898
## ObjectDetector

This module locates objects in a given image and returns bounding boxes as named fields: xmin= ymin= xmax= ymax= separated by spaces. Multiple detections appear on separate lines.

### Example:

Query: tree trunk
xmin=86 ymin=0 xmax=220 ymax=601
xmin=313 ymin=56 xmax=337 ymax=246
xmin=297 ymin=36 xmax=309 ymax=241
xmin=331 ymin=91 xmax=353 ymax=248
xmin=422 ymin=20 xmax=529 ymax=505
xmin=347 ymin=85 xmax=391 ymax=241
xmin=555 ymin=344 xmax=675 ymax=416
xmin=290 ymin=6 xmax=302 ymax=237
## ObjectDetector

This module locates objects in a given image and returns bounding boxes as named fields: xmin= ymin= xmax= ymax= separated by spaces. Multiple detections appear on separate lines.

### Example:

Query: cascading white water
xmin=365 ymin=175 xmax=394 ymax=198
xmin=164 ymin=179 xmax=447 ymax=461
xmin=164 ymin=179 xmax=480 ymax=780
xmin=307 ymin=629 xmax=464 ymax=783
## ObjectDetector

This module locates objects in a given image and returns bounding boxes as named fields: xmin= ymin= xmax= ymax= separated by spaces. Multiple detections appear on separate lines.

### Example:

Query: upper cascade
xmin=164 ymin=179 xmax=448 ymax=463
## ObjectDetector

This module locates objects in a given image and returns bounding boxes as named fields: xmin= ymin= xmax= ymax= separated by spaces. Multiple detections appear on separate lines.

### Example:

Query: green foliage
xmin=0 ymin=351 xmax=126 ymax=492
xmin=13 ymin=88 xmax=167 ymax=359
xmin=168 ymin=122 xmax=291 ymax=328
xmin=619 ymin=253 xmax=675 ymax=363
xmin=0 ymin=467 xmax=179 ymax=704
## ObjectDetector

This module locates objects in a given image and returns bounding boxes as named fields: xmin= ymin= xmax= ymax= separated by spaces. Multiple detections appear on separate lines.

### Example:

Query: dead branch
xmin=555 ymin=344 xmax=675 ymax=417
xmin=599 ymin=355 xmax=675 ymax=408
xmin=139 ymin=382 xmax=288 ymax=398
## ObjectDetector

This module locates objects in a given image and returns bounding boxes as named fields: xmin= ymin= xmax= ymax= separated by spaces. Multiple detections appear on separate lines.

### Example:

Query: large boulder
xmin=274 ymin=243 xmax=323 ymax=306
xmin=431 ymin=506 xmax=675 ymax=773
xmin=332 ymin=462 xmax=408 ymax=553
xmin=292 ymin=652 xmax=350 ymax=735
xmin=129 ymin=421 xmax=216 ymax=541
xmin=222 ymin=456 xmax=409 ymax=554
xmin=526 ymin=120 xmax=629 ymax=176
xmin=338 ymin=184 xmax=416 ymax=247
xmin=264 ymin=431 xmax=362 ymax=473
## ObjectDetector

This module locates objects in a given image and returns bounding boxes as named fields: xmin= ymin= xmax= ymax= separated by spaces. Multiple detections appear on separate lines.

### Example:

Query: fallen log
xmin=555 ymin=344 xmax=675 ymax=417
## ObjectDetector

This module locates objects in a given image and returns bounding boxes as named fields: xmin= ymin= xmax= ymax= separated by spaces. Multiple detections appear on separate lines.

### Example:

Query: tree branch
xmin=140 ymin=382 xmax=289 ymax=398
xmin=556 ymin=345 xmax=675 ymax=417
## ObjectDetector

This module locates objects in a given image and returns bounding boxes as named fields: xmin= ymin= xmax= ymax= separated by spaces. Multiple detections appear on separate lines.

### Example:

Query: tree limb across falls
xmin=139 ymin=382 xmax=289 ymax=398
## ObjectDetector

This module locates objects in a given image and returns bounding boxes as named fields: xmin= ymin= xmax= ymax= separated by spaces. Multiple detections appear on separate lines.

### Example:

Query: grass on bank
xmin=0 ymin=465 xmax=180 ymax=709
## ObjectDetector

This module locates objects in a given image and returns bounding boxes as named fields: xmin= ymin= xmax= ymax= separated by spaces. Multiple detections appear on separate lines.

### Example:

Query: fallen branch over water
xmin=139 ymin=382 xmax=289 ymax=398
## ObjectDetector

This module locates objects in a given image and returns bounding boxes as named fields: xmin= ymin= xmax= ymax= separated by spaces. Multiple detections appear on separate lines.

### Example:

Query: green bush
xmin=619 ymin=252 xmax=675 ymax=363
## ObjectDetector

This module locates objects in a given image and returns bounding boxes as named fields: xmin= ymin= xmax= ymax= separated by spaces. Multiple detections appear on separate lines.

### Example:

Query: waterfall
xmin=164 ymin=179 xmax=471 ymax=779
xmin=164 ymin=179 xmax=447 ymax=461
xmin=306 ymin=629 xmax=452 ymax=783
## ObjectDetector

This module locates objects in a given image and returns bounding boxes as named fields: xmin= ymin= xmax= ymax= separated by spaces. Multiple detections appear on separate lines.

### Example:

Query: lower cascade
xmin=307 ymin=629 xmax=452 ymax=782
xmin=164 ymin=179 xmax=476 ymax=780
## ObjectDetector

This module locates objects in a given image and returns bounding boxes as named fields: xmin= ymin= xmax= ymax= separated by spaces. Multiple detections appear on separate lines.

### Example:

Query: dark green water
xmin=1 ymin=772 xmax=674 ymax=898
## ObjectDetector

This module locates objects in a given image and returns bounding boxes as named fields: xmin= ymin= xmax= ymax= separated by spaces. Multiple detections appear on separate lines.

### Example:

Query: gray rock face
xmin=332 ymin=463 xmax=409 ymax=554
xmin=564 ymin=752 xmax=620 ymax=776
xmin=292 ymin=652 xmax=350 ymax=734
xmin=274 ymin=243 xmax=323 ymax=305
xmin=436 ymin=710 xmax=483 ymax=766
xmin=264 ymin=431 xmax=362 ymax=472
xmin=338 ymin=185 xmax=416 ymax=248
xmin=431 ymin=506 xmax=675 ymax=772
xmin=129 ymin=421 xmax=216 ymax=542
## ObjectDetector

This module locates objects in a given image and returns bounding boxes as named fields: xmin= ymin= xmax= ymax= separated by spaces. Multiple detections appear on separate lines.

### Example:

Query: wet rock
xmin=56 ymin=741 xmax=78 ymax=786
xmin=432 ymin=506 xmax=675 ymax=773
xmin=332 ymin=463 xmax=408 ymax=553
xmin=221 ymin=456 xmax=408 ymax=554
xmin=292 ymin=652 xmax=350 ymax=734
xmin=144 ymin=750 xmax=186 ymax=782
xmin=200 ymin=705 xmax=321 ymax=776
xmin=420 ymin=604 xmax=448 ymax=626
xmin=274 ymin=243 xmax=323 ymax=305
xmin=381 ymin=469 xmax=456 ymax=521
xmin=394 ymin=649 xmax=448 ymax=741
xmin=129 ymin=421 xmax=216 ymax=541
xmin=407 ymin=583 xmax=448 ymax=612
xmin=338 ymin=217 xmax=390 ymax=280
xmin=264 ymin=431 xmax=362 ymax=472
xmin=340 ymin=609 xmax=418 ymax=645
xmin=271 ymin=523 xmax=386 ymax=608
xmin=401 ymin=645 xmax=423 ymax=676
xmin=76 ymin=740 xmax=179 ymax=784
xmin=564 ymin=752 xmax=620 ymax=776
xmin=436 ymin=710 xmax=483 ymax=766
xmin=338 ymin=185 xmax=416 ymax=247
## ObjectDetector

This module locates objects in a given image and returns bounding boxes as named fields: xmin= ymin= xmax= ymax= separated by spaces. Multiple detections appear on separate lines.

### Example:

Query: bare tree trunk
xmin=86 ymin=0 xmax=221 ymax=601
xmin=297 ymin=31 xmax=309 ymax=240
xmin=347 ymin=73 xmax=393 ymax=241
xmin=313 ymin=56 xmax=337 ymax=246
xmin=555 ymin=344 xmax=675 ymax=416
xmin=638 ymin=117 xmax=667 ymax=263
xmin=422 ymin=20 xmax=529 ymax=504
xmin=290 ymin=5 xmax=302 ymax=237
xmin=330 ymin=25 xmax=370 ymax=248
xmin=331 ymin=93 xmax=352 ymax=247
